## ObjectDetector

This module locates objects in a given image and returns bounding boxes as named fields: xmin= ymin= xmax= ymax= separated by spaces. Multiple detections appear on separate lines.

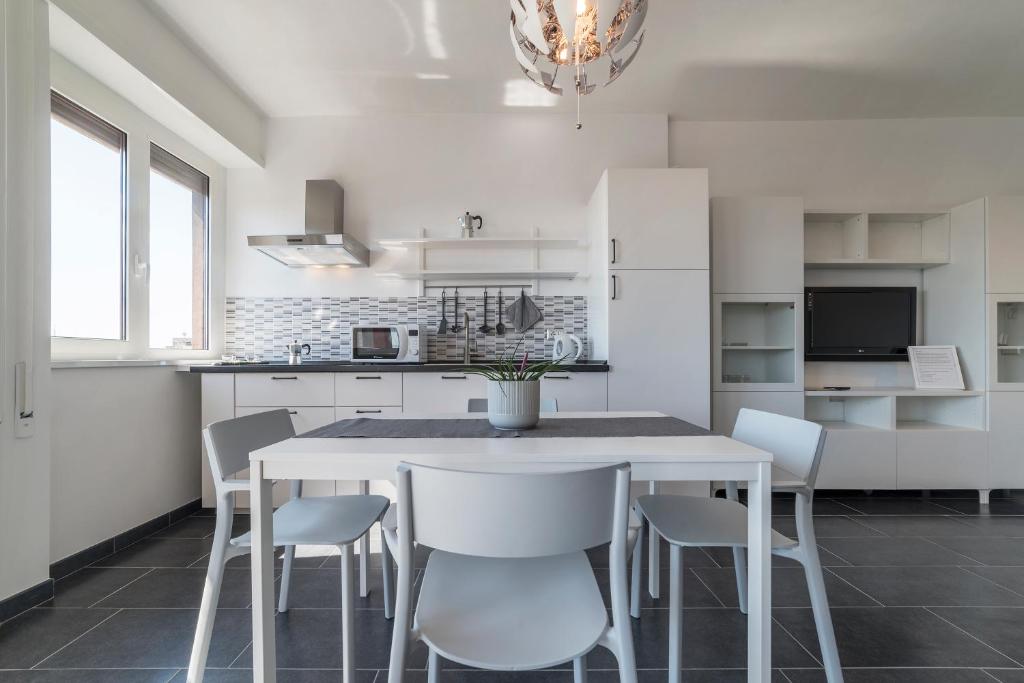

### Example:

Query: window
xmin=50 ymin=92 xmax=126 ymax=340
xmin=149 ymin=144 xmax=209 ymax=350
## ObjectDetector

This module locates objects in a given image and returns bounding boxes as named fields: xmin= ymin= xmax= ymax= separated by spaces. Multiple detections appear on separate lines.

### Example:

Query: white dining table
xmin=248 ymin=411 xmax=775 ymax=683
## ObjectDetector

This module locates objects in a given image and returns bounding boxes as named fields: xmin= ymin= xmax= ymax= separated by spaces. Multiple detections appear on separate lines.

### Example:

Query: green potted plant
xmin=462 ymin=338 xmax=566 ymax=429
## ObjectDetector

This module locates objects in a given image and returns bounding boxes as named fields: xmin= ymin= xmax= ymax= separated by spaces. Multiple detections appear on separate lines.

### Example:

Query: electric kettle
xmin=547 ymin=330 xmax=583 ymax=363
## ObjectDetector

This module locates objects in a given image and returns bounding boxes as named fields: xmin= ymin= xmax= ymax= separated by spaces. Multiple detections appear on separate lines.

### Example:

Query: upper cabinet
xmin=711 ymin=196 xmax=804 ymax=294
xmin=601 ymin=168 xmax=709 ymax=270
xmin=986 ymin=196 xmax=1024 ymax=293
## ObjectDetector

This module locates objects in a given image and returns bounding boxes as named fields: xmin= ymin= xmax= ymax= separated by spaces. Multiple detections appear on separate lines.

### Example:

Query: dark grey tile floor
xmin=5 ymin=491 xmax=1024 ymax=681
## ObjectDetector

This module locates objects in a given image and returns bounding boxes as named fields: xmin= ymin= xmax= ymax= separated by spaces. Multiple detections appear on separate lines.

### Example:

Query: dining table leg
xmin=746 ymin=461 xmax=772 ymax=682
xmin=647 ymin=480 xmax=660 ymax=598
xmin=251 ymin=461 xmax=277 ymax=683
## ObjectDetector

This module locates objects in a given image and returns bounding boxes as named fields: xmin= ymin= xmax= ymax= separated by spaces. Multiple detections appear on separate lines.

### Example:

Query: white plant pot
xmin=487 ymin=380 xmax=541 ymax=430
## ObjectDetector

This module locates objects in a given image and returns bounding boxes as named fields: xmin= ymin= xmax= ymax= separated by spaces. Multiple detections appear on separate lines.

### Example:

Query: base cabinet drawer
xmin=815 ymin=428 xmax=897 ymax=490
xmin=336 ymin=373 xmax=402 ymax=406
xmin=897 ymin=429 xmax=988 ymax=489
xmin=234 ymin=406 xmax=337 ymax=499
xmin=540 ymin=372 xmax=608 ymax=411
xmin=235 ymin=373 xmax=333 ymax=407
xmin=403 ymin=373 xmax=486 ymax=413
xmin=335 ymin=406 xmax=403 ymax=419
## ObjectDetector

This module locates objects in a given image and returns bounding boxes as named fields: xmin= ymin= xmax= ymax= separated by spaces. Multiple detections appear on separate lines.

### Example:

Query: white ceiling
xmin=147 ymin=0 xmax=1024 ymax=121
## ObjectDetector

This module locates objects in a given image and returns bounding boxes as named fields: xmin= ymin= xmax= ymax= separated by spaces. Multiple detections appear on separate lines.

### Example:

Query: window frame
xmin=49 ymin=90 xmax=129 ymax=342
xmin=48 ymin=82 xmax=223 ymax=363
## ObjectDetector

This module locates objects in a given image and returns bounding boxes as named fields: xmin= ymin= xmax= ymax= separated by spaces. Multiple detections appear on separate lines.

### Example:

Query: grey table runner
xmin=298 ymin=416 xmax=713 ymax=439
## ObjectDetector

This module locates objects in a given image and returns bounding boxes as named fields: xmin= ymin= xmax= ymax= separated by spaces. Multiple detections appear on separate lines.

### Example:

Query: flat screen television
xmin=805 ymin=287 xmax=916 ymax=361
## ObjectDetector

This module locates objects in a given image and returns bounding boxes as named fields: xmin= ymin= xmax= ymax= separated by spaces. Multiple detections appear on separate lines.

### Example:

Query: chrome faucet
xmin=463 ymin=311 xmax=472 ymax=364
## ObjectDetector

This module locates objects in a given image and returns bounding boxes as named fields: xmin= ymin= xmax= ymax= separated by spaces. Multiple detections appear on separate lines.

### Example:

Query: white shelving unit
xmin=804 ymin=211 xmax=950 ymax=269
xmin=713 ymin=293 xmax=803 ymax=391
xmin=989 ymin=297 xmax=1024 ymax=389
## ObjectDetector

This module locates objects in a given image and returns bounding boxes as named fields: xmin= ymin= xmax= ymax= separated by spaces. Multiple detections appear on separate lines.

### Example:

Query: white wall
xmin=50 ymin=368 xmax=200 ymax=562
xmin=671 ymin=118 xmax=1024 ymax=211
xmin=225 ymin=113 xmax=668 ymax=299
xmin=0 ymin=0 xmax=52 ymax=603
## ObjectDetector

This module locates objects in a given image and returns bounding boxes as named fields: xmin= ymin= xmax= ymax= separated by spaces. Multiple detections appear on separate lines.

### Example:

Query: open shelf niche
xmin=805 ymin=389 xmax=985 ymax=432
xmin=995 ymin=300 xmax=1024 ymax=385
xmin=804 ymin=212 xmax=950 ymax=269
xmin=714 ymin=294 xmax=802 ymax=390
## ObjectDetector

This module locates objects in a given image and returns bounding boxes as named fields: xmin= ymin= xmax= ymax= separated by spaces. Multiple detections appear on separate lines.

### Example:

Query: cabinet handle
xmin=611 ymin=274 xmax=618 ymax=300
xmin=441 ymin=375 xmax=467 ymax=380
xmin=271 ymin=376 xmax=299 ymax=380
xmin=355 ymin=376 xmax=382 ymax=380
xmin=287 ymin=410 xmax=299 ymax=415
xmin=610 ymin=238 xmax=617 ymax=264
xmin=356 ymin=409 xmax=382 ymax=414
xmin=545 ymin=375 xmax=571 ymax=380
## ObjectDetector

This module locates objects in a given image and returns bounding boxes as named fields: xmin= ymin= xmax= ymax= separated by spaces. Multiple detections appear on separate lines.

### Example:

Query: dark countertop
xmin=189 ymin=360 xmax=609 ymax=373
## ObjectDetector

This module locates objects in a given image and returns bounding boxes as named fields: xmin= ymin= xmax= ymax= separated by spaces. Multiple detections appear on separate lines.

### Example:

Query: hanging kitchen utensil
xmin=450 ymin=288 xmax=461 ymax=333
xmin=495 ymin=288 xmax=506 ymax=335
xmin=477 ymin=288 xmax=493 ymax=334
xmin=505 ymin=287 xmax=543 ymax=332
xmin=437 ymin=289 xmax=449 ymax=335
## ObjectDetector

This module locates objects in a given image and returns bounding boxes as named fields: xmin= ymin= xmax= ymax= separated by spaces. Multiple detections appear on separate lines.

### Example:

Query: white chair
xmin=467 ymin=397 xmax=559 ymax=412
xmin=188 ymin=409 xmax=390 ymax=683
xmin=386 ymin=461 xmax=638 ymax=683
xmin=630 ymin=408 xmax=843 ymax=683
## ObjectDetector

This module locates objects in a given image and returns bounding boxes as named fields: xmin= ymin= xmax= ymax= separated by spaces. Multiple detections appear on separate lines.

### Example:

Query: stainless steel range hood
xmin=247 ymin=180 xmax=370 ymax=267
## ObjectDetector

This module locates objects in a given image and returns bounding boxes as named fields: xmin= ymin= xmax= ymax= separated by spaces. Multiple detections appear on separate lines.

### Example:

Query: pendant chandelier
xmin=509 ymin=0 xmax=648 ymax=129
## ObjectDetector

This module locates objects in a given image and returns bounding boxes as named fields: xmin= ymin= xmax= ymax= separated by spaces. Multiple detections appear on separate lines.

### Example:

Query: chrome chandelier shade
xmin=510 ymin=0 xmax=647 ymax=128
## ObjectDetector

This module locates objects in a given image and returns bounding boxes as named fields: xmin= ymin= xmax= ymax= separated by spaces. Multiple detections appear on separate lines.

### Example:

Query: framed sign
xmin=908 ymin=346 xmax=966 ymax=390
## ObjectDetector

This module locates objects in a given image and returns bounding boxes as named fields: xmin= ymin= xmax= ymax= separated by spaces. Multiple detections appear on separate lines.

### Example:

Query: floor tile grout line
xmin=960 ymin=566 xmax=1024 ymax=600
xmin=771 ymin=613 xmax=824 ymax=668
xmin=822 ymin=566 xmax=886 ymax=607
xmin=923 ymin=606 xmax=1024 ymax=669
xmin=163 ymin=669 xmax=182 ymax=683
xmin=689 ymin=566 xmax=728 ymax=608
xmin=227 ymin=637 xmax=254 ymax=669
xmin=918 ymin=536 xmax=989 ymax=566
xmin=85 ymin=568 xmax=157 ymax=609
xmin=29 ymin=607 xmax=123 ymax=669
xmin=981 ymin=668 xmax=1005 ymax=681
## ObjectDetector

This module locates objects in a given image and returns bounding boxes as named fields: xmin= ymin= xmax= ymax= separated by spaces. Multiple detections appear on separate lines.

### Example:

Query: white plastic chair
xmin=187 ymin=409 xmax=390 ymax=683
xmin=386 ymin=461 xmax=638 ymax=683
xmin=630 ymin=408 xmax=843 ymax=683
xmin=467 ymin=397 xmax=559 ymax=412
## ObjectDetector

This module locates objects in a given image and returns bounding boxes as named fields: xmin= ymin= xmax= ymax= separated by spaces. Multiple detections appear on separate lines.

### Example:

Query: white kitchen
xmin=3 ymin=2 xmax=1024 ymax=682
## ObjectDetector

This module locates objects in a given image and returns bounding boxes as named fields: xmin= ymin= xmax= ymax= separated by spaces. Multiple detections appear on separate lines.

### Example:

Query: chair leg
xmin=796 ymin=494 xmax=844 ymax=683
xmin=630 ymin=519 xmax=644 ymax=619
xmin=668 ymin=544 xmax=684 ymax=683
xmin=186 ymin=498 xmax=232 ymax=683
xmin=278 ymin=544 xmax=295 ymax=613
xmin=725 ymin=481 xmax=749 ymax=615
xmin=340 ymin=544 xmax=356 ymax=683
xmin=427 ymin=648 xmax=440 ymax=683
xmin=381 ymin=525 xmax=395 ymax=620
xmin=359 ymin=480 xmax=371 ymax=598
xmin=573 ymin=654 xmax=588 ymax=683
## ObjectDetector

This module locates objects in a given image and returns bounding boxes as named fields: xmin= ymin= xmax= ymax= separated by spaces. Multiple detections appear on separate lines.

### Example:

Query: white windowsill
xmin=51 ymin=359 xmax=201 ymax=370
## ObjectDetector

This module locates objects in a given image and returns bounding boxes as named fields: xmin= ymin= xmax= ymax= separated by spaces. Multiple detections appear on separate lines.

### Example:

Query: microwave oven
xmin=349 ymin=324 xmax=425 ymax=363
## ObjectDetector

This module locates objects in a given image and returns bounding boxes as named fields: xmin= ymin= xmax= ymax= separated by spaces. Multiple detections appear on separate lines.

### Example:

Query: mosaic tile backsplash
xmin=224 ymin=296 xmax=589 ymax=362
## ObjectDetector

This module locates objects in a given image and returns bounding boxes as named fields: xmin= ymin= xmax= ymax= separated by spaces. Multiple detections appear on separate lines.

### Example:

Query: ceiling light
xmin=510 ymin=0 xmax=647 ymax=129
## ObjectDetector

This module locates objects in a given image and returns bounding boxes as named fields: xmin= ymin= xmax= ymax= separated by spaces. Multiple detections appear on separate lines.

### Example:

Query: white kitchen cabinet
xmin=335 ymin=372 xmax=402 ymax=406
xmin=711 ymin=196 xmax=804 ymax=294
xmin=606 ymin=269 xmax=711 ymax=427
xmin=540 ymin=372 xmax=608 ymax=411
xmin=815 ymin=427 xmax=897 ymax=490
xmin=712 ymin=391 xmax=804 ymax=436
xmin=604 ymin=168 xmax=709 ymax=270
xmin=234 ymin=406 xmax=338 ymax=500
xmin=402 ymin=372 xmax=487 ymax=413
xmin=897 ymin=428 xmax=988 ymax=490
xmin=201 ymin=374 xmax=235 ymax=507
xmin=335 ymin=406 xmax=404 ymax=419
xmin=235 ymin=373 xmax=333 ymax=407
xmin=985 ymin=196 xmax=1024 ymax=294
xmin=988 ymin=391 xmax=1024 ymax=487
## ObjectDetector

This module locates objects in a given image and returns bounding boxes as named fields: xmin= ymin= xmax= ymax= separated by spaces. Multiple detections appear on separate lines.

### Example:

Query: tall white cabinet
xmin=588 ymin=169 xmax=711 ymax=427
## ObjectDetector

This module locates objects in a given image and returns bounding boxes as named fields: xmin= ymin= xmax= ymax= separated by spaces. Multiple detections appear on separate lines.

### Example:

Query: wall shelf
xmin=804 ymin=211 xmax=950 ymax=269
xmin=374 ymin=270 xmax=584 ymax=281
xmin=378 ymin=236 xmax=586 ymax=250
xmin=805 ymin=257 xmax=949 ymax=270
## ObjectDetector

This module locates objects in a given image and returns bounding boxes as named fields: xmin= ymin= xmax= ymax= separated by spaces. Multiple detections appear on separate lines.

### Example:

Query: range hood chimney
xmin=247 ymin=180 xmax=370 ymax=267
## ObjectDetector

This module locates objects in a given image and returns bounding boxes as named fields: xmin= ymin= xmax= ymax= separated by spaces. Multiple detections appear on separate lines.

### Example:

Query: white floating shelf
xmin=895 ymin=420 xmax=984 ymax=432
xmin=805 ymin=387 xmax=984 ymax=398
xmin=812 ymin=420 xmax=887 ymax=432
xmin=378 ymin=237 xmax=587 ymax=250
xmin=721 ymin=345 xmax=794 ymax=351
xmin=804 ymin=258 xmax=949 ymax=270
xmin=375 ymin=270 xmax=584 ymax=281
